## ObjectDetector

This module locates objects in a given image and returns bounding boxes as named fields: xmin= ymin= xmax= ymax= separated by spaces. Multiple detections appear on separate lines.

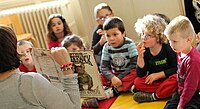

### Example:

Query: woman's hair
xmin=134 ymin=14 xmax=168 ymax=44
xmin=47 ymin=13 xmax=72 ymax=42
xmin=61 ymin=35 xmax=86 ymax=50
xmin=0 ymin=25 xmax=20 ymax=73
xmin=164 ymin=16 xmax=195 ymax=39
xmin=94 ymin=3 xmax=113 ymax=18
xmin=103 ymin=17 xmax=125 ymax=33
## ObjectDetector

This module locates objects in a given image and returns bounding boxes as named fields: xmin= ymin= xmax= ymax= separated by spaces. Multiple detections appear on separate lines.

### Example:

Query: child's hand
xmin=97 ymin=29 xmax=107 ymax=45
xmin=99 ymin=35 xmax=107 ymax=45
xmin=111 ymin=76 xmax=122 ymax=88
xmin=137 ymin=42 xmax=145 ymax=58
xmin=177 ymin=105 xmax=183 ymax=109
xmin=96 ymin=29 xmax=104 ymax=36
xmin=145 ymin=72 xmax=164 ymax=84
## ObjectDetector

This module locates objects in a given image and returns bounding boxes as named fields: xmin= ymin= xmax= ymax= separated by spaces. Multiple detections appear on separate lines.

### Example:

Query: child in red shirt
xmin=18 ymin=40 xmax=36 ymax=72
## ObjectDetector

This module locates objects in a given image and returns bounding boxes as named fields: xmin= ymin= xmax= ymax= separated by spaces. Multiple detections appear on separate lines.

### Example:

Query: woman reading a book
xmin=0 ymin=25 xmax=80 ymax=109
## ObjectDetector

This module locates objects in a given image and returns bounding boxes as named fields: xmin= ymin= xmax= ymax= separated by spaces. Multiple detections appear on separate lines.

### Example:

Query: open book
xmin=32 ymin=48 xmax=105 ymax=98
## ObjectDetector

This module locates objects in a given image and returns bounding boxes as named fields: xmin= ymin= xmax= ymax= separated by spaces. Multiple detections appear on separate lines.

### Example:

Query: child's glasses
xmin=96 ymin=13 xmax=112 ymax=21
xmin=140 ymin=33 xmax=155 ymax=40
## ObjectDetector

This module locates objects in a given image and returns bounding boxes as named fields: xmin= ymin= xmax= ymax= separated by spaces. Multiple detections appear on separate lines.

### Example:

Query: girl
xmin=91 ymin=3 xmax=114 ymax=66
xmin=62 ymin=35 xmax=85 ymax=50
xmin=47 ymin=13 xmax=72 ymax=49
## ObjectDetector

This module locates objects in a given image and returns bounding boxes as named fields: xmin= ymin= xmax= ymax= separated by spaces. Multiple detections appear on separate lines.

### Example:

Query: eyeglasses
xmin=140 ymin=33 xmax=155 ymax=40
xmin=96 ymin=13 xmax=112 ymax=21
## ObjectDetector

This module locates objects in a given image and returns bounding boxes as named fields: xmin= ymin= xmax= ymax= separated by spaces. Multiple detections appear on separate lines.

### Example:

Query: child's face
xmin=18 ymin=44 xmax=33 ymax=66
xmin=167 ymin=34 xmax=191 ymax=53
xmin=105 ymin=27 xmax=125 ymax=48
xmin=140 ymin=30 xmax=157 ymax=48
xmin=67 ymin=43 xmax=82 ymax=51
xmin=96 ymin=9 xmax=113 ymax=25
xmin=51 ymin=18 xmax=64 ymax=34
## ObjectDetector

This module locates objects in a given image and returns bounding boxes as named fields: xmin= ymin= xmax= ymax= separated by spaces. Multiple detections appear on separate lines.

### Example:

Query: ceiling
xmin=0 ymin=0 xmax=53 ymax=10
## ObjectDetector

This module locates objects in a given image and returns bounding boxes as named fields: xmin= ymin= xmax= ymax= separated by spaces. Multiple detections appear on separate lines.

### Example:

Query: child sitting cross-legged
xmin=100 ymin=16 xmax=138 ymax=99
xmin=132 ymin=14 xmax=178 ymax=103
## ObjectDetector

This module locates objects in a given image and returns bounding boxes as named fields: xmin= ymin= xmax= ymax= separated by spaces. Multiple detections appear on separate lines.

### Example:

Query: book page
xmin=32 ymin=48 xmax=63 ymax=89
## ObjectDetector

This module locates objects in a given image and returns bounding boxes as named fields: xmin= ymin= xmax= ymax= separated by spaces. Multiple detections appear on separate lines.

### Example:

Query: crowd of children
xmin=2 ymin=1 xmax=200 ymax=109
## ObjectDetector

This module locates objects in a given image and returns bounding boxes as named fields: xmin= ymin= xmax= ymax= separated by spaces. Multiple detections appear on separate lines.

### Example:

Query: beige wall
xmin=69 ymin=0 xmax=185 ymax=48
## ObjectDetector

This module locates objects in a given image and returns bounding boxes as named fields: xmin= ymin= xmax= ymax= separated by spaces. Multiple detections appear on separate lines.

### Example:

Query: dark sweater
xmin=136 ymin=43 xmax=177 ymax=78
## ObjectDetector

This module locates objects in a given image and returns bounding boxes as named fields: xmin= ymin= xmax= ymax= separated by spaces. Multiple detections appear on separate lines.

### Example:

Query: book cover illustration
xmin=32 ymin=48 xmax=105 ymax=98
xmin=68 ymin=50 xmax=105 ymax=98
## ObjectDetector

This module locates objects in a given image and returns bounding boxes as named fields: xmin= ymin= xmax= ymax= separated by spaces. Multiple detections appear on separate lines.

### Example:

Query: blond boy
xmin=164 ymin=16 xmax=200 ymax=109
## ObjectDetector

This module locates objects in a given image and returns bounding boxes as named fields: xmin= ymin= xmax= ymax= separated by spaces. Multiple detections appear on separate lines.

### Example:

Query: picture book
xmin=32 ymin=48 xmax=105 ymax=98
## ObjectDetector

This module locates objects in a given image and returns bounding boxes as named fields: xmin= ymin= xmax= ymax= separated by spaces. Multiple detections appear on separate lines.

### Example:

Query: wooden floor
xmin=110 ymin=92 xmax=167 ymax=109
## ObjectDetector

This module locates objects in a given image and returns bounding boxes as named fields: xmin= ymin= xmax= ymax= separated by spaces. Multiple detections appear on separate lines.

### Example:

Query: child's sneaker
xmin=133 ymin=92 xmax=155 ymax=103
xmin=129 ymin=85 xmax=138 ymax=94
xmin=98 ymin=87 xmax=114 ymax=100
xmin=82 ymin=98 xmax=99 ymax=108
xmin=104 ymin=87 xmax=114 ymax=99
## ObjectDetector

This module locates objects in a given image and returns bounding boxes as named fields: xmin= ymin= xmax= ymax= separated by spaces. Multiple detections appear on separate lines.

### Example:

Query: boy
xmin=164 ymin=16 xmax=200 ymax=109
xmin=101 ymin=17 xmax=138 ymax=97
xmin=132 ymin=14 xmax=177 ymax=103
xmin=18 ymin=40 xmax=36 ymax=72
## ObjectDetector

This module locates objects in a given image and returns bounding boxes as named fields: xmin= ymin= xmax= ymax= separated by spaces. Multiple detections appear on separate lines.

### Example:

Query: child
xmin=101 ymin=17 xmax=138 ymax=97
xmin=18 ymin=40 xmax=36 ymax=72
xmin=62 ymin=35 xmax=99 ymax=108
xmin=91 ymin=3 xmax=114 ymax=66
xmin=164 ymin=16 xmax=200 ymax=109
xmin=61 ymin=35 xmax=86 ymax=50
xmin=47 ymin=13 xmax=72 ymax=49
xmin=132 ymin=14 xmax=178 ymax=103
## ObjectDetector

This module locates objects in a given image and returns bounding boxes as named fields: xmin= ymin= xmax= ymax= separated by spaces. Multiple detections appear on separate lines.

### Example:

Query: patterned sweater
xmin=101 ymin=37 xmax=138 ymax=80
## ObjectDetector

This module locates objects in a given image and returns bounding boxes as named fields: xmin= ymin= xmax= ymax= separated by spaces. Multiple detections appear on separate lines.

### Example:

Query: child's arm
xmin=136 ymin=42 xmax=148 ymax=77
xmin=100 ymin=43 xmax=114 ymax=80
xmin=137 ymin=42 xmax=145 ymax=68
xmin=91 ymin=26 xmax=106 ymax=54
xmin=178 ymin=61 xmax=200 ymax=108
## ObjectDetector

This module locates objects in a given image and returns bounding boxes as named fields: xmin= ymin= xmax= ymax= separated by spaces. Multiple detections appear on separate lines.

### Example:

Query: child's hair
xmin=103 ymin=17 xmax=125 ymax=33
xmin=134 ymin=14 xmax=168 ymax=44
xmin=152 ymin=13 xmax=170 ymax=24
xmin=47 ymin=13 xmax=72 ymax=42
xmin=164 ymin=16 xmax=196 ymax=39
xmin=17 ymin=40 xmax=33 ymax=47
xmin=61 ymin=35 xmax=85 ymax=49
xmin=94 ymin=3 xmax=113 ymax=19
